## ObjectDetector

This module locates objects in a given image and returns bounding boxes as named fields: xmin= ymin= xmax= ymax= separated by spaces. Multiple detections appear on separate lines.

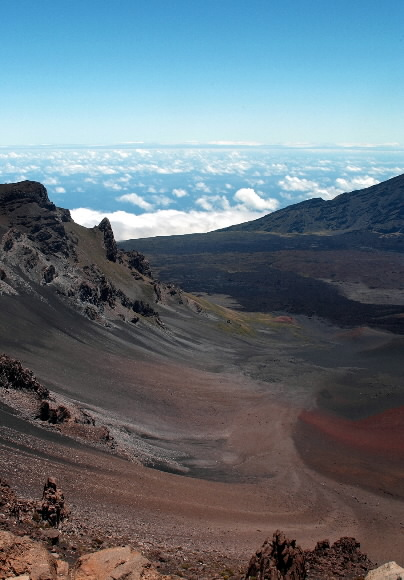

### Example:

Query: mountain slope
xmin=1 ymin=180 xmax=404 ymax=567
xmin=220 ymin=172 xmax=404 ymax=234
xmin=123 ymin=173 xmax=404 ymax=333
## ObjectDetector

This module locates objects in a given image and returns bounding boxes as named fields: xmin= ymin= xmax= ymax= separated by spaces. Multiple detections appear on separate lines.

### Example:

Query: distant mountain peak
xmin=220 ymin=173 xmax=404 ymax=235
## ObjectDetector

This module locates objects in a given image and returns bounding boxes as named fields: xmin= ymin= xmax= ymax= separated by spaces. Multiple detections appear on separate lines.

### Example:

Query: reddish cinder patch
xmin=273 ymin=315 xmax=297 ymax=324
xmin=300 ymin=406 xmax=404 ymax=458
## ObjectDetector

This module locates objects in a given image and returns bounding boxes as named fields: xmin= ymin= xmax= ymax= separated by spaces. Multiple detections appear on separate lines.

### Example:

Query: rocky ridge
xmin=221 ymin=172 xmax=404 ymax=234
xmin=0 ymin=180 xmax=183 ymax=326
xmin=0 ymin=354 xmax=116 ymax=454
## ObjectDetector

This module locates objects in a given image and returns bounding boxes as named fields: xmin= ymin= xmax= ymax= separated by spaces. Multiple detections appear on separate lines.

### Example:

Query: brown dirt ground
xmin=0 ymin=292 xmax=403 ymax=574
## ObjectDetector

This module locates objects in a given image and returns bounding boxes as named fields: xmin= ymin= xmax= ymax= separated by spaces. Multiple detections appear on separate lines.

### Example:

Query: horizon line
xmin=0 ymin=141 xmax=403 ymax=151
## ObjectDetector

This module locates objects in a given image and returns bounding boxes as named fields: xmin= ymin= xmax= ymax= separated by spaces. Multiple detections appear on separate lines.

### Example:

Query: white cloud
xmin=246 ymin=178 xmax=265 ymax=187
xmin=196 ymin=197 xmax=213 ymax=211
xmin=151 ymin=195 xmax=172 ymax=207
xmin=70 ymin=207 xmax=270 ymax=240
xmin=233 ymin=188 xmax=279 ymax=211
xmin=116 ymin=193 xmax=153 ymax=210
xmin=103 ymin=180 xmax=124 ymax=191
xmin=55 ymin=186 xmax=66 ymax=193
xmin=195 ymin=181 xmax=211 ymax=193
xmin=206 ymin=141 xmax=263 ymax=146
xmin=196 ymin=195 xmax=230 ymax=211
xmin=345 ymin=165 xmax=362 ymax=172
xmin=278 ymin=176 xmax=319 ymax=192
xmin=96 ymin=166 xmax=117 ymax=175
xmin=42 ymin=177 xmax=59 ymax=186
xmin=335 ymin=176 xmax=379 ymax=191
xmin=172 ymin=188 xmax=188 ymax=198
xmin=278 ymin=175 xmax=346 ymax=200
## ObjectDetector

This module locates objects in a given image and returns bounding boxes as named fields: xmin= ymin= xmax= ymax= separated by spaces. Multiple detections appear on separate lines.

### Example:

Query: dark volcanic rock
xmin=0 ymin=479 xmax=17 ymax=510
xmin=97 ymin=217 xmax=118 ymax=262
xmin=244 ymin=530 xmax=306 ymax=579
xmin=0 ymin=180 xmax=72 ymax=256
xmin=305 ymin=537 xmax=374 ymax=580
xmin=126 ymin=249 xmax=152 ymax=277
xmin=43 ymin=263 xmax=57 ymax=283
xmin=244 ymin=532 xmax=374 ymax=580
xmin=0 ymin=353 xmax=49 ymax=398
xmin=132 ymin=299 xmax=158 ymax=317
xmin=40 ymin=477 xmax=69 ymax=527
xmin=0 ymin=179 xmax=52 ymax=207
xmin=38 ymin=400 xmax=71 ymax=424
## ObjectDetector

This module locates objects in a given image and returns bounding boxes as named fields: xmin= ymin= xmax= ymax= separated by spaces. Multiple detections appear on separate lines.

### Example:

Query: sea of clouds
xmin=0 ymin=145 xmax=403 ymax=239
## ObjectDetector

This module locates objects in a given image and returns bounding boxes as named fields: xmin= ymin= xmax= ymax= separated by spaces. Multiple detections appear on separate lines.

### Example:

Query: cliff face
xmin=0 ymin=180 xmax=181 ymax=325
xmin=221 ymin=172 xmax=404 ymax=234
xmin=0 ymin=180 xmax=72 ymax=256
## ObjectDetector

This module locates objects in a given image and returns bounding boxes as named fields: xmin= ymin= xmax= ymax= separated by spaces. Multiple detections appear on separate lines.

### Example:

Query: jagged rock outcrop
xmin=0 ymin=478 xmax=38 ymax=524
xmin=40 ymin=477 xmax=69 ymax=528
xmin=365 ymin=561 xmax=404 ymax=580
xmin=244 ymin=532 xmax=375 ymax=580
xmin=0 ymin=479 xmax=17 ymax=509
xmin=0 ymin=353 xmax=49 ymax=399
xmin=0 ymin=180 xmax=72 ymax=257
xmin=126 ymin=249 xmax=153 ymax=277
xmin=305 ymin=536 xmax=374 ymax=579
xmin=96 ymin=217 xmax=118 ymax=262
xmin=0 ymin=181 xmax=168 ymax=325
xmin=244 ymin=530 xmax=306 ymax=579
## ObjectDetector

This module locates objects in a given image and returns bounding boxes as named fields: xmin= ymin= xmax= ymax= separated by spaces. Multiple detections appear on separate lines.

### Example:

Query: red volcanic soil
xmin=272 ymin=315 xmax=297 ymax=324
xmin=296 ymin=406 xmax=404 ymax=505
xmin=300 ymin=407 xmax=404 ymax=459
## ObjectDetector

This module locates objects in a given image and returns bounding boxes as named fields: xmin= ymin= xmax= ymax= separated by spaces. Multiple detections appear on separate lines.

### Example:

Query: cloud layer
xmin=71 ymin=206 xmax=267 ymax=240
xmin=0 ymin=145 xmax=402 ymax=238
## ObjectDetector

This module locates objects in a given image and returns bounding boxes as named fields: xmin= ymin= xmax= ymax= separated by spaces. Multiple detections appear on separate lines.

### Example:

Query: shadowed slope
xmin=121 ymin=173 xmax=404 ymax=332
xmin=221 ymin=172 xmax=404 ymax=234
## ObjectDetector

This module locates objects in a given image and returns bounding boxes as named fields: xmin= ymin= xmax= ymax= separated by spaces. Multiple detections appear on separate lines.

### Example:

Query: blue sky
xmin=1 ymin=2 xmax=403 ymax=238
xmin=1 ymin=0 xmax=404 ymax=146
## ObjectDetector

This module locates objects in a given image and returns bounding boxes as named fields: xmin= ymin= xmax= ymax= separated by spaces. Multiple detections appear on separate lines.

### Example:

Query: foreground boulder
xmin=73 ymin=546 xmax=153 ymax=579
xmin=0 ymin=530 xmax=57 ymax=580
xmin=0 ymin=531 xmax=173 ymax=580
xmin=365 ymin=562 xmax=404 ymax=580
